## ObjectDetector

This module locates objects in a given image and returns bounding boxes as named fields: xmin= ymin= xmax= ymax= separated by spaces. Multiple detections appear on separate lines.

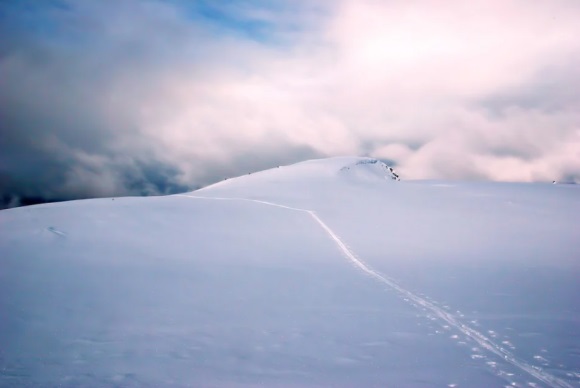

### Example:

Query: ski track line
xmin=177 ymin=194 xmax=572 ymax=388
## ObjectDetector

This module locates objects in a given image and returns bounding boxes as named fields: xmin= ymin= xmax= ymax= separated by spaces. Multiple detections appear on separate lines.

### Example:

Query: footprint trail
xmin=177 ymin=194 xmax=573 ymax=388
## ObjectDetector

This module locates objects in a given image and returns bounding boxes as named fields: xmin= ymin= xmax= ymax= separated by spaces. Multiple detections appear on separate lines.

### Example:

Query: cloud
xmin=1 ymin=0 xmax=579 ymax=208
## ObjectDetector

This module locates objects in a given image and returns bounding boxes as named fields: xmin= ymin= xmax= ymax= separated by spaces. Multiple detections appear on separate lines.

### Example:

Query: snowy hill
xmin=1 ymin=157 xmax=579 ymax=387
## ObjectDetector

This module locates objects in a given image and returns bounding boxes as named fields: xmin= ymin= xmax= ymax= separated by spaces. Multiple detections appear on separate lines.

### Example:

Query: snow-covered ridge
xmin=198 ymin=156 xmax=399 ymax=194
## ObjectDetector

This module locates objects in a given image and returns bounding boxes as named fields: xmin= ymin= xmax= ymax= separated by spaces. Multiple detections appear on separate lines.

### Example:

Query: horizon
xmin=2 ymin=155 xmax=578 ymax=210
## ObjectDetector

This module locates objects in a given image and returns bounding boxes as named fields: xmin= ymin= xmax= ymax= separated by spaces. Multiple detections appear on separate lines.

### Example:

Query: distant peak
xmin=338 ymin=158 xmax=400 ymax=181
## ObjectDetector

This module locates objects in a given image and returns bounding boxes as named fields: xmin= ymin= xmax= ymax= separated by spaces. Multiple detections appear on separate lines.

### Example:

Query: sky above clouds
xmin=1 ymin=0 xmax=579 ymax=207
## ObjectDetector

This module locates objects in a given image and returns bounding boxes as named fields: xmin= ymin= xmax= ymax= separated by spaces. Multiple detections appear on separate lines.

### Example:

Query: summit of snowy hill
xmin=195 ymin=156 xmax=400 ymax=198
xmin=337 ymin=157 xmax=400 ymax=181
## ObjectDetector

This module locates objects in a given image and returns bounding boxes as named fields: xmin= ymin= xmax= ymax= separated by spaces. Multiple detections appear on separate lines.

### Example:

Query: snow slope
xmin=1 ymin=156 xmax=579 ymax=387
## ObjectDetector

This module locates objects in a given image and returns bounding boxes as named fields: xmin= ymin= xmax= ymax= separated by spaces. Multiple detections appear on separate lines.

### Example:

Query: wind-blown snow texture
xmin=1 ymin=156 xmax=579 ymax=387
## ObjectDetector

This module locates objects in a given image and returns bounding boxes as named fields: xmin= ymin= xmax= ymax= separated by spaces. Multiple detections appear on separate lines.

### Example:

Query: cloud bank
xmin=1 ymin=0 xmax=579 ymax=207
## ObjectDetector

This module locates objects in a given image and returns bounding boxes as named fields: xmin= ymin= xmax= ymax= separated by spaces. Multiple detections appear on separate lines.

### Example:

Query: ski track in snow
xmin=177 ymin=194 xmax=573 ymax=388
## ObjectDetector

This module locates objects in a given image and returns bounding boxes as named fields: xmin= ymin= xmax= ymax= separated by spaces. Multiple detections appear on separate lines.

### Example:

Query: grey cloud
xmin=467 ymin=62 xmax=580 ymax=164
xmin=0 ymin=1 xmax=199 ymax=208
xmin=478 ymin=57 xmax=580 ymax=116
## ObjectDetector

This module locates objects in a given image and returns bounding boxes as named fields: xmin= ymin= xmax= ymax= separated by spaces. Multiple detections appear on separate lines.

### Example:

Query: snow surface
xmin=1 ymin=156 xmax=579 ymax=387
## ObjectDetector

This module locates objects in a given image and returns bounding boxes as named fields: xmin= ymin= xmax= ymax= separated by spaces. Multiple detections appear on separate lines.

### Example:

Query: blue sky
xmin=1 ymin=0 xmax=579 ymax=207
xmin=1 ymin=0 xmax=317 ymax=44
